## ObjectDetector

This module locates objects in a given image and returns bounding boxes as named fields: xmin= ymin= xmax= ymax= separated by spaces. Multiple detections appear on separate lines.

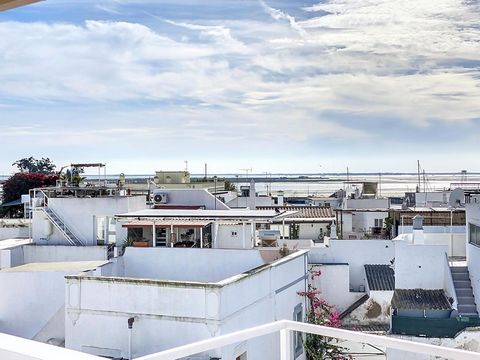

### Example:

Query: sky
xmin=0 ymin=0 xmax=479 ymax=175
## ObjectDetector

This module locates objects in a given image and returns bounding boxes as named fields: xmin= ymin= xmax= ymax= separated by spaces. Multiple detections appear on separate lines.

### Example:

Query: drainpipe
xmin=128 ymin=317 xmax=135 ymax=360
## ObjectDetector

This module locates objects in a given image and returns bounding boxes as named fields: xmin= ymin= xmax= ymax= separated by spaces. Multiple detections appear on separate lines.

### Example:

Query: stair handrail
xmin=42 ymin=208 xmax=76 ymax=246
xmin=42 ymin=206 xmax=85 ymax=246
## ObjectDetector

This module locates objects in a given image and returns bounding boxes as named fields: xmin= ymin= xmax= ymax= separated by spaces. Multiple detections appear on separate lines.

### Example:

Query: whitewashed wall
xmin=216 ymin=224 xmax=252 ymax=249
xmin=32 ymin=196 xmax=146 ymax=246
xmin=122 ymin=248 xmax=265 ymax=283
xmin=154 ymin=189 xmax=229 ymax=210
xmin=394 ymin=242 xmax=448 ymax=289
xmin=65 ymin=250 xmax=308 ymax=360
xmin=298 ymin=223 xmax=329 ymax=241
xmin=0 ymin=245 xmax=24 ymax=268
xmin=310 ymin=264 xmax=364 ymax=312
xmin=0 ymin=227 xmax=29 ymax=240
xmin=466 ymin=204 xmax=480 ymax=313
xmin=308 ymin=240 xmax=395 ymax=289
xmin=23 ymin=245 xmax=108 ymax=263
xmin=0 ymin=271 xmax=71 ymax=339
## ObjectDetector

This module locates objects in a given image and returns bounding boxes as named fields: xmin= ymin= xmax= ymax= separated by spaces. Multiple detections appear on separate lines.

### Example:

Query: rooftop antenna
xmin=417 ymin=160 xmax=421 ymax=193
xmin=240 ymin=168 xmax=252 ymax=178
xmin=184 ymin=160 xmax=188 ymax=172
xmin=379 ymin=172 xmax=382 ymax=198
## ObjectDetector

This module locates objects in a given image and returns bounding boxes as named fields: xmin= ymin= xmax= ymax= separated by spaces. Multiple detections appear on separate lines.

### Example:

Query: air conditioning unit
xmin=153 ymin=193 xmax=169 ymax=204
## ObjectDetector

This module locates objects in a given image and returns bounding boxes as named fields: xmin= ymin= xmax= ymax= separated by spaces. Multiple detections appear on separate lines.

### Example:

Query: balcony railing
xmin=138 ymin=320 xmax=480 ymax=360
xmin=2 ymin=320 xmax=480 ymax=360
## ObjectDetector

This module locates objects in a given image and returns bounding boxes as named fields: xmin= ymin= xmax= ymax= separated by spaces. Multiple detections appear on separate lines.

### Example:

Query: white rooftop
xmin=0 ymin=238 xmax=32 ymax=250
xmin=116 ymin=208 xmax=298 ymax=221
xmin=0 ymin=260 xmax=109 ymax=273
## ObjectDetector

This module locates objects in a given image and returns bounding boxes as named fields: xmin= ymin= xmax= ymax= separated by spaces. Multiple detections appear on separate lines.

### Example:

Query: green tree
xmin=62 ymin=167 xmax=86 ymax=186
xmin=12 ymin=157 xmax=56 ymax=174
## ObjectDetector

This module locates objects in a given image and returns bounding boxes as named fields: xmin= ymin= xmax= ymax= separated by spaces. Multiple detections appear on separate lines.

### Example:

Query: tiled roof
xmin=257 ymin=206 xmax=334 ymax=219
xmin=392 ymin=289 xmax=452 ymax=310
xmin=365 ymin=265 xmax=395 ymax=291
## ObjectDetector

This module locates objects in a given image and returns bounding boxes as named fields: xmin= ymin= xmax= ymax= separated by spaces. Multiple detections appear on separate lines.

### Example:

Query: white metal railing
xmin=136 ymin=320 xmax=480 ymax=360
xmin=2 ymin=320 xmax=480 ymax=360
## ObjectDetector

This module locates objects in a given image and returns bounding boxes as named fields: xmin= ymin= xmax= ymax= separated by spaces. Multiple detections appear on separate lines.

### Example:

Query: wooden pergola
xmin=0 ymin=0 xmax=41 ymax=11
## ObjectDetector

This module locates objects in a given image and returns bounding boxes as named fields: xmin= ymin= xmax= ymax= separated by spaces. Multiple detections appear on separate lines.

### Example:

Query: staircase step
xmin=453 ymin=273 xmax=470 ymax=281
xmin=458 ymin=296 xmax=476 ymax=306
xmin=457 ymin=288 xmax=474 ymax=297
xmin=454 ymin=280 xmax=472 ymax=288
xmin=451 ymin=266 xmax=469 ymax=273
xmin=458 ymin=304 xmax=478 ymax=314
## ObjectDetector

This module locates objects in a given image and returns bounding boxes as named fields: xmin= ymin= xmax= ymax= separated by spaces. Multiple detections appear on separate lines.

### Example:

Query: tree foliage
xmin=2 ymin=173 xmax=58 ymax=203
xmin=12 ymin=157 xmax=56 ymax=174
xmin=298 ymin=269 xmax=352 ymax=360
xmin=62 ymin=167 xmax=86 ymax=186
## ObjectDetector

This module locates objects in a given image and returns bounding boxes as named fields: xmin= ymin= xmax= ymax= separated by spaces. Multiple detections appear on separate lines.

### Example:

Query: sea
xmin=2 ymin=173 xmax=477 ymax=198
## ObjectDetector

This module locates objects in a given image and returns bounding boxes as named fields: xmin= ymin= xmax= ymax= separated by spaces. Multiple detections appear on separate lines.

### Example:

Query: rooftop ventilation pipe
xmin=128 ymin=317 xmax=135 ymax=360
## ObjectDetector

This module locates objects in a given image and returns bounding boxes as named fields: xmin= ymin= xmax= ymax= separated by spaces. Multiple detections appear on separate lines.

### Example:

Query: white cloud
xmin=0 ymin=0 xmax=479 ymax=173
xmin=259 ymin=0 xmax=307 ymax=36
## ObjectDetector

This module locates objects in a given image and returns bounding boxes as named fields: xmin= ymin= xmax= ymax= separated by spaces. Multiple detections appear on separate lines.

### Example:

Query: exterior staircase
xmin=450 ymin=266 xmax=478 ymax=317
xmin=43 ymin=207 xmax=84 ymax=246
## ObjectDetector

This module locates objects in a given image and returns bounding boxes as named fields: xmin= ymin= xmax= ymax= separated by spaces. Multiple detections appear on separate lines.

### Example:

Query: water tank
xmin=44 ymin=219 xmax=53 ymax=237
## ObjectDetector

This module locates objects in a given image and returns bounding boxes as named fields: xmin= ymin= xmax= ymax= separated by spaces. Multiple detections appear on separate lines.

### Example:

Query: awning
xmin=0 ymin=198 xmax=23 ymax=207
xmin=122 ymin=220 xmax=212 ymax=228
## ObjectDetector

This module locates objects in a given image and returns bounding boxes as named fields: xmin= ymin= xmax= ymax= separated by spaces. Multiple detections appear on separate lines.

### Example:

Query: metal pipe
xmin=127 ymin=317 xmax=135 ymax=360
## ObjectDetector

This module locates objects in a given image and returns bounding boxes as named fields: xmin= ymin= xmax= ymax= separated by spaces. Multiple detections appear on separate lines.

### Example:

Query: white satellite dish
xmin=449 ymin=188 xmax=465 ymax=208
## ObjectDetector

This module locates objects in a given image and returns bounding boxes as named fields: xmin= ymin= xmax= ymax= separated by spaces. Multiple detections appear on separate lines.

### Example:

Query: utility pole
xmin=240 ymin=168 xmax=252 ymax=178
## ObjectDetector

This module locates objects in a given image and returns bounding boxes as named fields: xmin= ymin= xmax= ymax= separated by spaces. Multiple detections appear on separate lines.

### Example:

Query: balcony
xmin=2 ymin=320 xmax=480 ymax=360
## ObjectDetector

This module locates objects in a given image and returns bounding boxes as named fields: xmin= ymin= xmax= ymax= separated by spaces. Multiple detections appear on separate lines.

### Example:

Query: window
xmin=231 ymin=231 xmax=238 ymax=237
xmin=293 ymin=304 xmax=303 ymax=358
xmin=469 ymin=223 xmax=480 ymax=247
xmin=374 ymin=218 xmax=384 ymax=228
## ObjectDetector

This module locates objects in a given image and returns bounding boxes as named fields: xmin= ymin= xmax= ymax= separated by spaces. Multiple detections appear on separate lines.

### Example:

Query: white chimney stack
xmin=412 ymin=214 xmax=424 ymax=245
xmin=277 ymin=191 xmax=284 ymax=206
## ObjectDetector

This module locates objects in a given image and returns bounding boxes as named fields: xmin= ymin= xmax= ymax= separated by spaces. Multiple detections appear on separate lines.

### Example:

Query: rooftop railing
xmin=2 ymin=320 xmax=480 ymax=360
xmin=138 ymin=320 xmax=480 ymax=360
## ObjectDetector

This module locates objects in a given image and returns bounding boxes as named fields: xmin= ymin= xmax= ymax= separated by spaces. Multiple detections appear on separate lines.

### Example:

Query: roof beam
xmin=0 ymin=0 xmax=41 ymax=11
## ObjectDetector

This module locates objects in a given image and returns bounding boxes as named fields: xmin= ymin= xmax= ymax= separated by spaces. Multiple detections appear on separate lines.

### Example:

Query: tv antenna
xmin=240 ymin=168 xmax=252 ymax=178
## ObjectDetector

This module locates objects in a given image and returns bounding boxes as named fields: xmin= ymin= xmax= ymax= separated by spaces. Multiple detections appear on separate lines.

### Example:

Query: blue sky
xmin=0 ymin=0 xmax=479 ymax=175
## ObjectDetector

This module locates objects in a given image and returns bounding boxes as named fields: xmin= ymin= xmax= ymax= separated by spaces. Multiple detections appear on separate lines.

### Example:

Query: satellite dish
xmin=449 ymin=188 xmax=465 ymax=208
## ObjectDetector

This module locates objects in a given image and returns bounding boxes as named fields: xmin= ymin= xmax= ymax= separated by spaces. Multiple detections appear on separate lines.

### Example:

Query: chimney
xmin=330 ymin=220 xmax=337 ymax=240
xmin=412 ymin=214 xmax=424 ymax=245
xmin=248 ymin=179 xmax=256 ymax=209
xmin=277 ymin=191 xmax=284 ymax=206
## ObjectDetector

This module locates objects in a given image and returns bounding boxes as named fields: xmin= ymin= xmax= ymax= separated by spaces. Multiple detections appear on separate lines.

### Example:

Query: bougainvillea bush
xmin=298 ymin=268 xmax=352 ymax=360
